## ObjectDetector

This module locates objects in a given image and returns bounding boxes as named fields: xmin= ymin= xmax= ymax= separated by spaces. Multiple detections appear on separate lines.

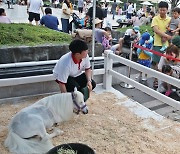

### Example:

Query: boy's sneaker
xmin=160 ymin=45 xmax=167 ymax=51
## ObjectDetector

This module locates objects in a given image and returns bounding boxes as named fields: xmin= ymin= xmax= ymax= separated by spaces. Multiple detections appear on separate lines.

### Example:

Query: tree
xmin=169 ymin=0 xmax=180 ymax=9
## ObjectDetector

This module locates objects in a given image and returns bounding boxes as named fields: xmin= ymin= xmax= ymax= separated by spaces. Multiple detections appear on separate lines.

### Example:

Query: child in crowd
xmin=102 ymin=27 xmax=112 ymax=50
xmin=136 ymin=32 xmax=153 ymax=81
xmin=160 ymin=7 xmax=180 ymax=51
xmin=102 ymin=26 xmax=122 ymax=55
xmin=158 ymin=45 xmax=179 ymax=71
xmin=157 ymin=65 xmax=173 ymax=96
xmin=158 ymin=45 xmax=179 ymax=96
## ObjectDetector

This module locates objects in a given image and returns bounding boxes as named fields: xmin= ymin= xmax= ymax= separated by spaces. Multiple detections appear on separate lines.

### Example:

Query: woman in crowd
xmin=61 ymin=0 xmax=72 ymax=33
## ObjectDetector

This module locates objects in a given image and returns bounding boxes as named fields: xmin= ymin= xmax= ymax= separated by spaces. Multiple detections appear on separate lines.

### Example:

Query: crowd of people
xmin=0 ymin=0 xmax=180 ymax=100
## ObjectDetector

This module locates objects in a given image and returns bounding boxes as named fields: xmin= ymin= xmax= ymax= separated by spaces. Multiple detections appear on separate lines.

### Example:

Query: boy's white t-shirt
xmin=53 ymin=52 xmax=91 ymax=83
xmin=28 ymin=0 xmax=43 ymax=14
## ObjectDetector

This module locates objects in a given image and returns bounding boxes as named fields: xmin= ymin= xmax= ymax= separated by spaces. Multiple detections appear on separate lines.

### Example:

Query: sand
xmin=0 ymin=92 xmax=180 ymax=154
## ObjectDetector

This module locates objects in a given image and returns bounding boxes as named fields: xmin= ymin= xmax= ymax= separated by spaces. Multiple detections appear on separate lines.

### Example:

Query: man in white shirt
xmin=53 ymin=39 xmax=96 ymax=101
xmin=27 ymin=0 xmax=44 ymax=25
xmin=118 ymin=26 xmax=141 ymax=54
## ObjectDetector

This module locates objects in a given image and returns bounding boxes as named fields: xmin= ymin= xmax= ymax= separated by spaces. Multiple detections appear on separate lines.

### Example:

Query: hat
xmin=95 ymin=18 xmax=103 ymax=25
xmin=133 ymin=26 xmax=140 ymax=33
xmin=172 ymin=36 xmax=180 ymax=48
xmin=139 ymin=32 xmax=150 ymax=45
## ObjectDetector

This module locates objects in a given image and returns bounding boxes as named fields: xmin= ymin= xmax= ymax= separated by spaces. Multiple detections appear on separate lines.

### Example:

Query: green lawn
xmin=0 ymin=23 xmax=72 ymax=47
xmin=117 ymin=24 xmax=154 ymax=36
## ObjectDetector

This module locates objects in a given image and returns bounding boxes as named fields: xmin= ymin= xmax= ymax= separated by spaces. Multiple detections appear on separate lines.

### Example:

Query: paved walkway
xmin=1 ymin=3 xmax=120 ymax=30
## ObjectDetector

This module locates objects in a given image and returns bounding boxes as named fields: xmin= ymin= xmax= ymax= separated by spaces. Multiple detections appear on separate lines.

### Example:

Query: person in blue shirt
xmin=40 ymin=7 xmax=60 ymax=31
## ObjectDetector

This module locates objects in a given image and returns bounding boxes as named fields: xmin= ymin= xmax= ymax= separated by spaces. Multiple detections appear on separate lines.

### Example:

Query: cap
xmin=95 ymin=18 xmax=103 ymax=25
xmin=133 ymin=26 xmax=140 ymax=33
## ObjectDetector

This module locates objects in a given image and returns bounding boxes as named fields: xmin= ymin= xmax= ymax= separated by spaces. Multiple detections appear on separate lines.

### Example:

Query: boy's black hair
xmin=162 ymin=65 xmax=172 ymax=74
xmin=104 ymin=27 xmax=111 ymax=32
xmin=45 ymin=8 xmax=52 ymax=15
xmin=69 ymin=39 xmax=88 ymax=54
xmin=0 ymin=8 xmax=5 ymax=16
xmin=158 ymin=1 xmax=168 ymax=9
xmin=172 ymin=7 xmax=180 ymax=14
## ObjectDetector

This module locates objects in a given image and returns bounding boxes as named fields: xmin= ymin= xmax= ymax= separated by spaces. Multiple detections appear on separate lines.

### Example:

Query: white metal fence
xmin=103 ymin=50 xmax=180 ymax=110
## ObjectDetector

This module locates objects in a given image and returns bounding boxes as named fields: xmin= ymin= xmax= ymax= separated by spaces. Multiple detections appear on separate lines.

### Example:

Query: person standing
xmin=127 ymin=2 xmax=133 ymax=19
xmin=151 ymin=1 xmax=171 ymax=88
xmin=40 ymin=7 xmax=60 ymax=31
xmin=27 ymin=0 xmax=44 ymax=26
xmin=53 ymin=39 xmax=96 ymax=101
xmin=86 ymin=1 xmax=104 ymax=20
xmin=111 ymin=0 xmax=117 ymax=20
xmin=7 ymin=0 xmax=11 ymax=9
xmin=0 ymin=8 xmax=11 ymax=23
xmin=61 ymin=0 xmax=72 ymax=33
xmin=78 ymin=0 xmax=84 ymax=17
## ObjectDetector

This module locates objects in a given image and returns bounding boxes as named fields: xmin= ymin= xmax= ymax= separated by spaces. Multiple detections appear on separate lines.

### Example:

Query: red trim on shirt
xmin=55 ymin=79 xmax=66 ymax=84
xmin=71 ymin=53 xmax=82 ymax=70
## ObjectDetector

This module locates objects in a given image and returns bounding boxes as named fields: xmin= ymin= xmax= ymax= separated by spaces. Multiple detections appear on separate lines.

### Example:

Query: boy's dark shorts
xmin=28 ymin=12 xmax=40 ymax=21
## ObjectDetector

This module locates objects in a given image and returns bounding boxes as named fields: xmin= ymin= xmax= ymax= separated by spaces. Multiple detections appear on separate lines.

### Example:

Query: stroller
xmin=71 ymin=13 xmax=85 ymax=29
xmin=71 ymin=13 xmax=92 ymax=29
xmin=71 ymin=13 xmax=93 ymax=43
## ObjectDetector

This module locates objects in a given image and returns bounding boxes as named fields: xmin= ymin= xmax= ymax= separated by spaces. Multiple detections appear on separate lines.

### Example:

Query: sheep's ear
xmin=74 ymin=87 xmax=77 ymax=92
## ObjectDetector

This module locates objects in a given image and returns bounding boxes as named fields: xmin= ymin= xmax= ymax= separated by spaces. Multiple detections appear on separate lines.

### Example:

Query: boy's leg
xmin=66 ymin=77 xmax=80 ymax=92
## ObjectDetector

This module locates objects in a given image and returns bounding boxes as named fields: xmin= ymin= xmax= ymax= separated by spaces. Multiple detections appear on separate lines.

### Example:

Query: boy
xmin=53 ymin=39 xmax=96 ymax=101
xmin=160 ymin=7 xmax=180 ymax=51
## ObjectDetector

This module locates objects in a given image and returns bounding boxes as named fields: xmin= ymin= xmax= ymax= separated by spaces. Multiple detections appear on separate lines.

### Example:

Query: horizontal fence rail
xmin=108 ymin=53 xmax=180 ymax=88
xmin=104 ymin=51 xmax=180 ymax=110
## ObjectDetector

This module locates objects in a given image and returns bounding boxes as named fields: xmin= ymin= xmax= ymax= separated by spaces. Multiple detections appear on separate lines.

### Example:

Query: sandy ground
xmin=1 ymin=92 xmax=180 ymax=154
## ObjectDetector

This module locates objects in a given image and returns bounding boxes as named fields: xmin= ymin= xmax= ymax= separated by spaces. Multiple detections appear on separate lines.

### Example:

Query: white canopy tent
xmin=140 ymin=1 xmax=153 ymax=5
xmin=100 ymin=0 xmax=123 ymax=3
xmin=115 ymin=0 xmax=123 ymax=3
xmin=100 ymin=0 xmax=112 ymax=2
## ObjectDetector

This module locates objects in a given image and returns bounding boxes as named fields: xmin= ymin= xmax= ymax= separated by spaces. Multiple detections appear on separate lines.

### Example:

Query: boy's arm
xmin=153 ymin=25 xmax=172 ymax=40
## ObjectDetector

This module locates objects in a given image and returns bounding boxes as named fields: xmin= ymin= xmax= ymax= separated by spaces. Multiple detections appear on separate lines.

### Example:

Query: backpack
xmin=72 ymin=29 xmax=92 ymax=43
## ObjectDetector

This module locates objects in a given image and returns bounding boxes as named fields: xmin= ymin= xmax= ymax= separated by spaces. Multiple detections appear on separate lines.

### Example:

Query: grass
xmin=117 ymin=24 xmax=154 ymax=36
xmin=0 ymin=23 xmax=72 ymax=47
